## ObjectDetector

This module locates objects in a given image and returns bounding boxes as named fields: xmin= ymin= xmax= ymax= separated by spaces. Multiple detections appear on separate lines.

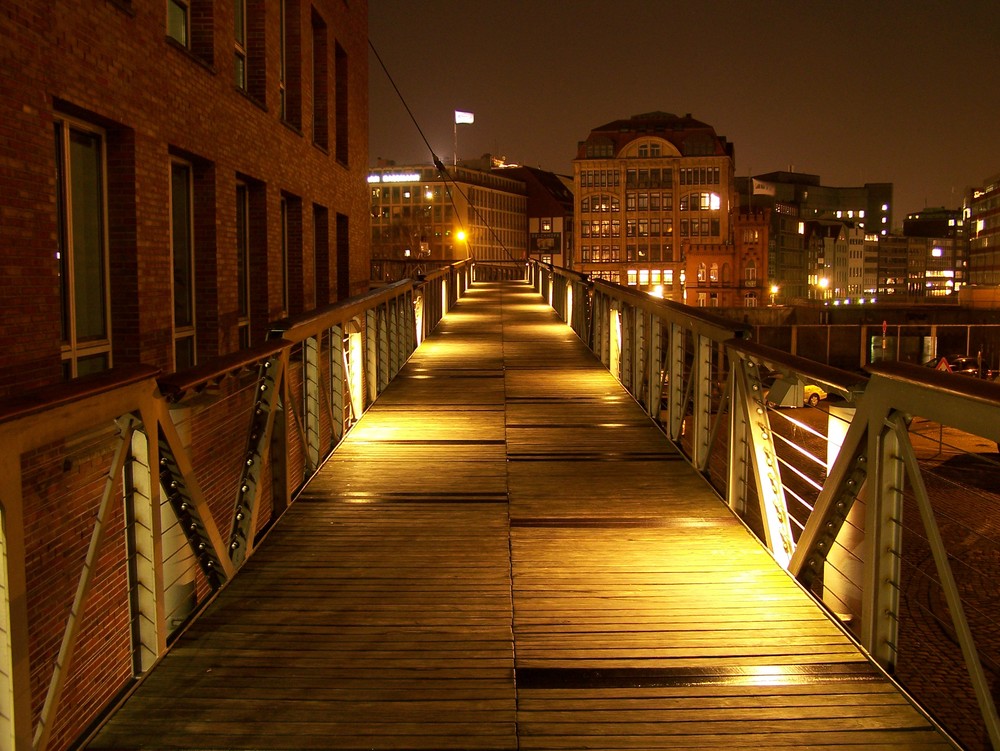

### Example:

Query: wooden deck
xmin=88 ymin=281 xmax=956 ymax=750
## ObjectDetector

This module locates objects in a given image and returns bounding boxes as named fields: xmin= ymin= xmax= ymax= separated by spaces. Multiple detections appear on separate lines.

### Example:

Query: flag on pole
xmin=455 ymin=110 xmax=475 ymax=124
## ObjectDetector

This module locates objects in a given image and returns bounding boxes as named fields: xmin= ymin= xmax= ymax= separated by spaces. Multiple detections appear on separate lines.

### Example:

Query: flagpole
xmin=453 ymin=120 xmax=457 ymax=167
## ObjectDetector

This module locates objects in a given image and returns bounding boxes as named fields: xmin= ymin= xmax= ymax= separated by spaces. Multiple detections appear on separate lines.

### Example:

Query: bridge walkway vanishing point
xmin=87 ymin=280 xmax=956 ymax=750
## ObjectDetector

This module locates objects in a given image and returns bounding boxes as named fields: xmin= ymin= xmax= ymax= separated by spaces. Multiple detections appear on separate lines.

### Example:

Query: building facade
xmin=369 ymin=164 xmax=527 ymax=262
xmin=496 ymin=166 xmax=574 ymax=269
xmin=737 ymin=172 xmax=893 ymax=303
xmin=966 ymin=174 xmax=1000 ymax=287
xmin=0 ymin=0 xmax=370 ymax=398
xmin=573 ymin=112 xmax=752 ymax=304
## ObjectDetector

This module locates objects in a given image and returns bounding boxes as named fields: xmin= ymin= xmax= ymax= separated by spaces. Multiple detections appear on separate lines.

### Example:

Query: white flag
xmin=752 ymin=179 xmax=776 ymax=196
xmin=455 ymin=110 xmax=475 ymax=124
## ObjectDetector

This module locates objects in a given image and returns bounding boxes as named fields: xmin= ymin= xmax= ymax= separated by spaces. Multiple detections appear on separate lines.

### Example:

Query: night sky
xmin=368 ymin=0 xmax=1000 ymax=221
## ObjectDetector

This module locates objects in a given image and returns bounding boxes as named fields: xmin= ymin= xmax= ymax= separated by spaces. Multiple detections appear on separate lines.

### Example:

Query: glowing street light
xmin=769 ymin=284 xmax=779 ymax=306
xmin=817 ymin=277 xmax=830 ymax=301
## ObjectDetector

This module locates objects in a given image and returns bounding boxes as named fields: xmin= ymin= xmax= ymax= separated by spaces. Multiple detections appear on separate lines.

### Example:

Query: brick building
xmin=0 ymin=0 xmax=370 ymax=398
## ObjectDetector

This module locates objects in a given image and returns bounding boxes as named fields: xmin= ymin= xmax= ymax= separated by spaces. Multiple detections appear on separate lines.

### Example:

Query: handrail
xmin=531 ymin=258 xmax=1000 ymax=750
xmin=157 ymin=340 xmax=290 ymax=402
xmin=0 ymin=365 xmax=159 ymax=427
xmin=0 ymin=272 xmax=471 ymax=751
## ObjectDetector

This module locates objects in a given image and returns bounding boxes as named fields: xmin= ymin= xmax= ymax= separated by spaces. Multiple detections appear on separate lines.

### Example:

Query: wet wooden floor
xmin=88 ymin=281 xmax=956 ymax=750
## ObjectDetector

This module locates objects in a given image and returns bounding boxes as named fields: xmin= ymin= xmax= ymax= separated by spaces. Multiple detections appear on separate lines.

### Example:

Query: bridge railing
xmin=538 ymin=262 xmax=1000 ymax=751
xmin=0 ymin=261 xmax=470 ymax=751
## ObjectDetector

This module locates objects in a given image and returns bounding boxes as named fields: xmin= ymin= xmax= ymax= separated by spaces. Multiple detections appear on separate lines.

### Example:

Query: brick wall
xmin=0 ymin=0 xmax=371 ymax=398
xmin=0 ymin=1 xmax=370 ymax=748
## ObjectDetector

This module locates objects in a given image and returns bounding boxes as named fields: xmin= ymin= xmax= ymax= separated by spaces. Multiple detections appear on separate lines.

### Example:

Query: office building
xmin=966 ymin=174 xmax=1000 ymax=286
xmin=368 ymin=163 xmax=527 ymax=262
xmin=573 ymin=111 xmax=759 ymax=305
xmin=738 ymin=172 xmax=893 ymax=303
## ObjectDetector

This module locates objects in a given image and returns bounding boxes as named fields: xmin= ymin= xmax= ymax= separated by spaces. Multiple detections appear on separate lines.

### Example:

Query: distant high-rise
xmin=966 ymin=174 xmax=1000 ymax=287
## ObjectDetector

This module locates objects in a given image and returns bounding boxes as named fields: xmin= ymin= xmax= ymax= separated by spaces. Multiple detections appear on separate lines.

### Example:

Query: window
xmin=280 ymin=196 xmax=289 ymax=313
xmin=314 ymin=204 xmax=330 ymax=305
xmin=280 ymin=0 xmax=301 ymax=126
xmin=311 ymin=8 xmax=328 ymax=149
xmin=167 ymin=0 xmax=189 ymax=45
xmin=234 ymin=0 xmax=247 ymax=90
xmin=236 ymin=181 xmax=250 ymax=346
xmin=55 ymin=117 xmax=112 ymax=379
xmin=279 ymin=0 xmax=287 ymax=117
xmin=336 ymin=213 xmax=350 ymax=300
xmin=335 ymin=42 xmax=348 ymax=163
xmin=171 ymin=160 xmax=196 ymax=369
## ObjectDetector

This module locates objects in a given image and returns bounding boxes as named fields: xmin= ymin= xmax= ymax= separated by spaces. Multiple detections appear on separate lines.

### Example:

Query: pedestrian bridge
xmin=2 ymin=262 xmax=999 ymax=750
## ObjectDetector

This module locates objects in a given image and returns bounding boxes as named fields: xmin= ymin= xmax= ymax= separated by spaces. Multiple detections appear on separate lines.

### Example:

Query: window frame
xmin=234 ymin=0 xmax=248 ymax=90
xmin=170 ymin=158 xmax=197 ymax=369
xmin=55 ymin=115 xmax=113 ymax=379
xmin=235 ymin=180 xmax=251 ymax=346
xmin=167 ymin=0 xmax=190 ymax=46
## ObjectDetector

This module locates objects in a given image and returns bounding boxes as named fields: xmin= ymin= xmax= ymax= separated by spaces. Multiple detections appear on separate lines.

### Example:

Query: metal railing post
xmin=0 ymin=452 xmax=32 ymax=751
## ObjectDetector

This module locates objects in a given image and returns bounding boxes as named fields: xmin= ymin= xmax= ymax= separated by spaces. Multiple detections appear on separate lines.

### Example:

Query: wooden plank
xmin=86 ymin=280 xmax=955 ymax=751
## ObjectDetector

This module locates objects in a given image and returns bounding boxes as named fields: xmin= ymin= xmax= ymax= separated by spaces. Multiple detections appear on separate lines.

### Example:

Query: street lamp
xmin=769 ymin=284 xmax=779 ymax=306
xmin=817 ymin=276 xmax=830 ymax=301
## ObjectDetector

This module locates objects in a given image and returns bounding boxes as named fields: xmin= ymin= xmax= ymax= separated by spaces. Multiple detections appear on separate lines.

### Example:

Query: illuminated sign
xmin=367 ymin=173 xmax=422 ymax=184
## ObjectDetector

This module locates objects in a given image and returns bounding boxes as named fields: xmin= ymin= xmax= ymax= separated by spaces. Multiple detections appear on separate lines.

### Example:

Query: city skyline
xmin=368 ymin=0 xmax=1000 ymax=221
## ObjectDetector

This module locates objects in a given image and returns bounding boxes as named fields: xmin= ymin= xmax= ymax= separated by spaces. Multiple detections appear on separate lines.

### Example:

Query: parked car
xmin=803 ymin=383 xmax=827 ymax=407
xmin=763 ymin=375 xmax=827 ymax=408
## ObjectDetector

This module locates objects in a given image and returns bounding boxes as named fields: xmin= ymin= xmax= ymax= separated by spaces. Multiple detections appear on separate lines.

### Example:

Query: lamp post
xmin=769 ymin=284 xmax=779 ymax=306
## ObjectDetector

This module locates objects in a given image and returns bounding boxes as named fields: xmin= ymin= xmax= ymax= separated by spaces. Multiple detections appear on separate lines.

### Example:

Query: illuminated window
xmin=932 ymin=247 xmax=943 ymax=258
xmin=627 ymin=269 xmax=637 ymax=285
xmin=638 ymin=269 xmax=649 ymax=285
